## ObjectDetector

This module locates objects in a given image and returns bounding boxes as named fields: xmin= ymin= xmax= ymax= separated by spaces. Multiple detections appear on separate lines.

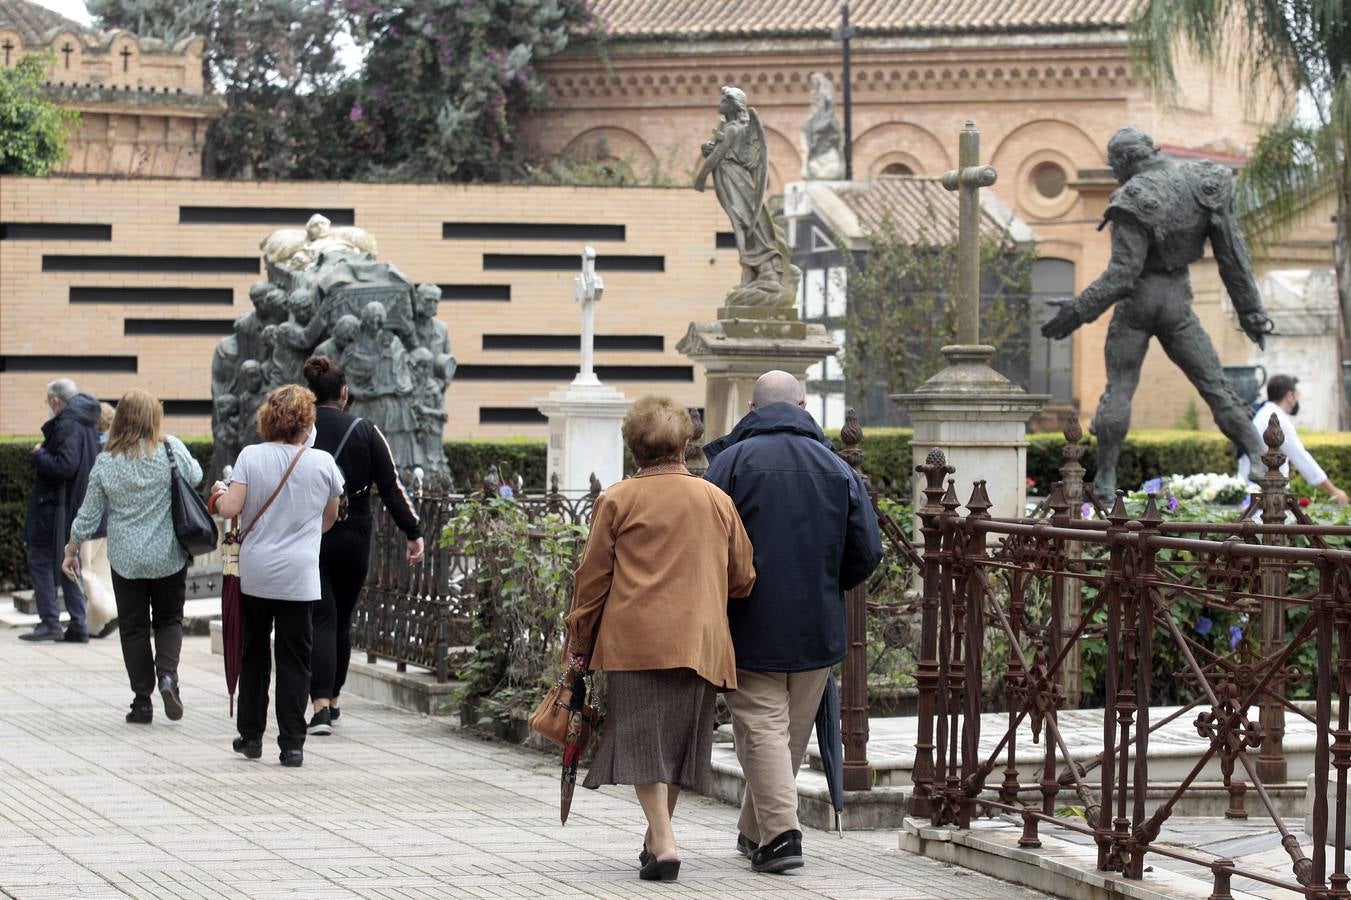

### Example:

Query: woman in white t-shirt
xmin=212 ymin=384 xmax=343 ymax=768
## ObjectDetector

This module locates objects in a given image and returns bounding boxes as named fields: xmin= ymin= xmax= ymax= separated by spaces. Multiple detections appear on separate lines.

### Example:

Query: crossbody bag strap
xmin=238 ymin=445 xmax=307 ymax=543
xmin=161 ymin=438 xmax=180 ymax=476
xmin=332 ymin=417 xmax=363 ymax=466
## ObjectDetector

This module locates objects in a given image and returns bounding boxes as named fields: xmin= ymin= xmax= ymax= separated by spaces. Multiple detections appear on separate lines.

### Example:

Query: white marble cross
xmin=572 ymin=245 xmax=604 ymax=387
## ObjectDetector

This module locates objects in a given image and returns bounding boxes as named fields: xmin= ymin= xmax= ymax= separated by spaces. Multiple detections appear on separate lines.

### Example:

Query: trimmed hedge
xmin=5 ymin=428 xmax=1351 ymax=589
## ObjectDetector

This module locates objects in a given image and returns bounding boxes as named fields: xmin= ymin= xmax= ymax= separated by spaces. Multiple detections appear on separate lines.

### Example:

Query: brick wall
xmin=0 ymin=177 xmax=734 ymax=439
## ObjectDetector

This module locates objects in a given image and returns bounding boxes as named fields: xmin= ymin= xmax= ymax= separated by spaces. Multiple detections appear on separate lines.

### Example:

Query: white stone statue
xmin=802 ymin=73 xmax=845 ymax=181
xmin=259 ymin=213 xmax=379 ymax=271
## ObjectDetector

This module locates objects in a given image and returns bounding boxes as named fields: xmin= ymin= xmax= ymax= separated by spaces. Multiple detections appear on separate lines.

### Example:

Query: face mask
xmin=304 ymin=424 xmax=317 ymax=449
xmin=1290 ymin=401 xmax=1300 ymax=417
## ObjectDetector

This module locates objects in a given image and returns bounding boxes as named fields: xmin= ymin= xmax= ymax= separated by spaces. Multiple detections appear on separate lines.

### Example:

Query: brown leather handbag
xmin=529 ymin=668 xmax=600 ymax=747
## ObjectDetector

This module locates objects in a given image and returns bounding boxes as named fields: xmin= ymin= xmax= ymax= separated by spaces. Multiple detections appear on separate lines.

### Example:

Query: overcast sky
xmin=33 ymin=0 xmax=91 ymax=25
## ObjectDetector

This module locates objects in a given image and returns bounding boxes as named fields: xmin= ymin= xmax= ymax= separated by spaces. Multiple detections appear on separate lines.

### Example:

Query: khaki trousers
xmin=725 ymin=667 xmax=831 ymax=843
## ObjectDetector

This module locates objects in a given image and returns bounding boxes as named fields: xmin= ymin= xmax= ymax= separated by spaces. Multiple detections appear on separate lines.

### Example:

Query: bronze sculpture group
xmin=210 ymin=216 xmax=455 ymax=481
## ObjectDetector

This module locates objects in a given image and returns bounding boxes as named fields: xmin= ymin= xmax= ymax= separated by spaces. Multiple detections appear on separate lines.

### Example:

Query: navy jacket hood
xmin=704 ymin=402 xmax=884 ymax=672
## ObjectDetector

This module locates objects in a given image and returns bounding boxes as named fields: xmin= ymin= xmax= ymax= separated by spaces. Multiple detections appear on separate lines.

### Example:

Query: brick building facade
xmin=0 ymin=0 xmax=223 ymax=177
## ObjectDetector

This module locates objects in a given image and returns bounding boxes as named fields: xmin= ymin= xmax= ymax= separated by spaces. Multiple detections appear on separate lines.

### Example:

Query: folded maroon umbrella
xmin=219 ymin=521 xmax=242 ymax=715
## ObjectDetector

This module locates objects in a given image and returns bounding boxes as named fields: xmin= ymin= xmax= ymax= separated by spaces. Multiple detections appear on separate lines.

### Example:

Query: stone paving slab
xmin=0 ymin=630 xmax=1047 ymax=899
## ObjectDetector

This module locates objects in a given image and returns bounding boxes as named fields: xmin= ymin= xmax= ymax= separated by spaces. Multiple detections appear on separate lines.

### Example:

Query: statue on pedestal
xmin=801 ymin=73 xmax=845 ymax=181
xmin=1041 ymin=126 xmax=1273 ymax=496
xmin=210 ymin=219 xmax=455 ymax=481
xmin=694 ymin=85 xmax=801 ymax=308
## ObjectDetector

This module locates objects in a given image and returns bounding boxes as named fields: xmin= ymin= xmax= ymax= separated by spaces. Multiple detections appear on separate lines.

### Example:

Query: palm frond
xmin=1130 ymin=0 xmax=1304 ymax=97
xmin=1235 ymin=117 xmax=1337 ymax=245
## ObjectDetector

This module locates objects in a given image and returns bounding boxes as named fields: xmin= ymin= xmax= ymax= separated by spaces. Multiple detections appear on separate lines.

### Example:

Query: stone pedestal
xmin=677 ymin=309 xmax=838 ymax=440
xmin=534 ymin=383 xmax=631 ymax=492
xmin=894 ymin=345 xmax=1047 ymax=519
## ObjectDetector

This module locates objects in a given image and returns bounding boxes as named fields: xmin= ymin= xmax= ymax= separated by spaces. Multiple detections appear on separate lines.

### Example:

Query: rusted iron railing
xmin=910 ymin=415 xmax=1351 ymax=897
xmin=354 ymin=475 xmax=598 ymax=682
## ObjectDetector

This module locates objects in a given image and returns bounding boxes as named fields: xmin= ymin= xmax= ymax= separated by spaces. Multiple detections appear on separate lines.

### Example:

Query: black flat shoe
xmin=280 ymin=749 xmax=303 ymax=768
xmin=126 ymin=699 xmax=152 ymax=724
xmin=736 ymin=833 xmax=759 ymax=857
xmin=638 ymin=857 xmax=680 ymax=882
xmin=751 ymin=829 xmax=803 ymax=874
xmin=158 ymin=673 xmax=183 ymax=721
xmin=232 ymin=737 xmax=262 ymax=759
xmin=62 ymin=629 xmax=89 ymax=643
xmin=94 ymin=618 xmax=119 ymax=639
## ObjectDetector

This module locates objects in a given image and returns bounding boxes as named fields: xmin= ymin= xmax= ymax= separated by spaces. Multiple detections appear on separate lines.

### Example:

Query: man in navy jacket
xmin=705 ymin=370 xmax=882 ymax=873
xmin=22 ymin=380 xmax=102 ymax=642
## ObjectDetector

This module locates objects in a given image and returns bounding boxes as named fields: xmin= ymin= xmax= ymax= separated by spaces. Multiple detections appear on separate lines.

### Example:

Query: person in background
xmin=566 ymin=395 xmax=756 ymax=883
xmin=302 ymin=356 xmax=423 ymax=736
xmin=703 ymin=370 xmax=883 ymax=875
xmin=62 ymin=390 xmax=202 ymax=723
xmin=1238 ymin=374 xmax=1349 ymax=505
xmin=21 ymin=379 xmax=101 ymax=643
xmin=81 ymin=402 xmax=120 ymax=639
xmin=212 ymin=384 xmax=343 ymax=768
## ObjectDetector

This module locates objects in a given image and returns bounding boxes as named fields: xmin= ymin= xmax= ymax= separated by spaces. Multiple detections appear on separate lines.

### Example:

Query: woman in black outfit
xmin=302 ymin=356 xmax=424 ymax=735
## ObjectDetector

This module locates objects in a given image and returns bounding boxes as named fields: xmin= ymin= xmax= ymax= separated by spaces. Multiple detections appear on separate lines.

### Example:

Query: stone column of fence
xmin=1255 ymin=412 xmax=1290 ymax=786
xmin=836 ymin=409 xmax=872 ymax=790
xmin=1059 ymin=416 xmax=1087 ymax=706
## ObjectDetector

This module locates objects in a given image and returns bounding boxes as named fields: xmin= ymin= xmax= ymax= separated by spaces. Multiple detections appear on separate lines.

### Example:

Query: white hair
xmin=46 ymin=379 xmax=78 ymax=401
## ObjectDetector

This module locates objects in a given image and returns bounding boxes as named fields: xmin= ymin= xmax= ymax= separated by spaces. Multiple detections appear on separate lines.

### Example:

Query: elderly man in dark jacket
xmin=21 ymin=380 xmax=102 ymax=642
xmin=704 ymin=370 xmax=883 ymax=874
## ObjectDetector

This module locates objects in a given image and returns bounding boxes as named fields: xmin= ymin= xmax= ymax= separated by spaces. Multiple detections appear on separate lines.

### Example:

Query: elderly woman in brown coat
xmin=566 ymin=395 xmax=756 ymax=883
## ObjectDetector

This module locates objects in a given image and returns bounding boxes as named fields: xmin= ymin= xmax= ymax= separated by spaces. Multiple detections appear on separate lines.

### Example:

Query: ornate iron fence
xmin=910 ymin=415 xmax=1351 ymax=897
xmin=353 ymin=475 xmax=599 ymax=682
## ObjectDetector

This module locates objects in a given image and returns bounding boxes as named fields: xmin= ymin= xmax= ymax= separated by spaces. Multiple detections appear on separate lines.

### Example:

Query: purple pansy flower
xmin=1081 ymin=502 xmax=1094 ymax=519
xmin=1142 ymin=477 xmax=1163 ymax=495
xmin=1195 ymin=616 xmax=1213 ymax=636
xmin=1167 ymin=495 xmax=1180 ymax=512
xmin=1229 ymin=625 xmax=1243 ymax=648
xmin=348 ymin=102 xmax=363 ymax=121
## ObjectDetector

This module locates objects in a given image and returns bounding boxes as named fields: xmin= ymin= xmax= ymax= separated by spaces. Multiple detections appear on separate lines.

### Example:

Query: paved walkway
xmin=0 ymin=632 xmax=1045 ymax=899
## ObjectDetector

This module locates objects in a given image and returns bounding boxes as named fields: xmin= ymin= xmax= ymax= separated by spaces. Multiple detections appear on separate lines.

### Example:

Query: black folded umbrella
xmin=815 ymin=673 xmax=844 ymax=835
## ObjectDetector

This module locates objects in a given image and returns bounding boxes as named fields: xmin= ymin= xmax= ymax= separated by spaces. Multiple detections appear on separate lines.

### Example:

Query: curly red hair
xmin=258 ymin=384 xmax=316 ymax=444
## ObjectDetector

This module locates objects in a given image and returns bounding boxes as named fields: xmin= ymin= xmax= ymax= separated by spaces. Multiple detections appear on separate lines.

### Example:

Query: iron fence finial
xmin=1107 ymin=490 xmax=1129 ymax=525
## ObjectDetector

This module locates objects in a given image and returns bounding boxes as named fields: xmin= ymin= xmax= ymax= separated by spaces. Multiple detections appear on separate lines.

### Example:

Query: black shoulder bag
xmin=164 ymin=438 xmax=219 ymax=557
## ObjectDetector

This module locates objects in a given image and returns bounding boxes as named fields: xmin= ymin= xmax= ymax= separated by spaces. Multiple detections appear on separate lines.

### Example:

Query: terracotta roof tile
xmin=829 ymin=177 xmax=1026 ymax=246
xmin=0 ymin=0 xmax=93 ymax=46
xmin=591 ymin=0 xmax=1139 ymax=39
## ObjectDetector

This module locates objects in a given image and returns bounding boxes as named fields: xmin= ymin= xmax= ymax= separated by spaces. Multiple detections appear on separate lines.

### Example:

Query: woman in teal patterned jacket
xmin=62 ymin=390 xmax=202 ymax=725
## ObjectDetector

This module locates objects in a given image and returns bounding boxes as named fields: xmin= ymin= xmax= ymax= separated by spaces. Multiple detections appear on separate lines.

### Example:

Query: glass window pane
xmin=826 ymin=266 xmax=847 ymax=318
xmin=806 ymin=268 xmax=826 ymax=319
xmin=807 ymin=360 xmax=824 ymax=381
xmin=824 ymin=393 xmax=846 ymax=429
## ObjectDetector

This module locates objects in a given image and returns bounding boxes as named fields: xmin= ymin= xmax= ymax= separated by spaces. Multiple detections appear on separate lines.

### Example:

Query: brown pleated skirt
xmin=583 ymin=668 xmax=717 ymax=793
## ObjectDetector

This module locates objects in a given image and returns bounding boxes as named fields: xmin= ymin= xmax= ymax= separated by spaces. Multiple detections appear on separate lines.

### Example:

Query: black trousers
xmin=238 ymin=593 xmax=313 ymax=752
xmin=311 ymin=517 xmax=372 ymax=703
xmin=110 ymin=567 xmax=186 ymax=700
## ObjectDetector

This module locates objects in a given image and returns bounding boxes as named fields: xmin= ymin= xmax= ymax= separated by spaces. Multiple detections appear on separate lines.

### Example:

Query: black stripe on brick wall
xmin=482 ymin=254 xmax=664 ymax=273
xmin=44 ymin=255 xmax=259 ymax=274
xmin=162 ymin=400 xmax=215 ymax=416
xmin=479 ymin=407 xmax=549 ymax=425
xmin=482 ymin=334 xmax=664 ymax=352
xmin=456 ymin=364 xmax=692 ymax=381
xmin=124 ymin=319 xmax=236 ymax=336
xmin=716 ymin=231 xmax=736 ymax=249
xmin=179 ymin=207 xmax=355 ymax=225
xmin=71 ymin=287 xmax=235 ymax=305
xmin=0 ymin=223 xmax=111 ymax=240
xmin=0 ymin=355 xmax=137 ymax=373
xmin=444 ymin=222 xmax=624 ymax=241
xmin=437 ymin=284 xmax=511 ymax=302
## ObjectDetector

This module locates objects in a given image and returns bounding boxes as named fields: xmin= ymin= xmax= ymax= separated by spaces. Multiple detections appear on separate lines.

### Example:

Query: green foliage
xmin=443 ymin=495 xmax=588 ymax=724
xmin=840 ymin=211 xmax=1036 ymax=396
xmin=90 ymin=0 xmax=595 ymax=181
xmin=89 ymin=0 xmax=352 ymax=179
xmin=1172 ymin=400 xmax=1200 ymax=431
xmin=0 ymin=52 xmax=80 ymax=176
xmin=444 ymin=439 xmax=548 ymax=488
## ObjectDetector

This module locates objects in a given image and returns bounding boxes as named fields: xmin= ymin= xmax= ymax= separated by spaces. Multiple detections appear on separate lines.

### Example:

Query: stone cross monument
xmin=895 ymin=121 xmax=1046 ymax=519
xmin=535 ymin=247 xmax=631 ymax=492
xmin=572 ymin=246 xmax=603 ymax=387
